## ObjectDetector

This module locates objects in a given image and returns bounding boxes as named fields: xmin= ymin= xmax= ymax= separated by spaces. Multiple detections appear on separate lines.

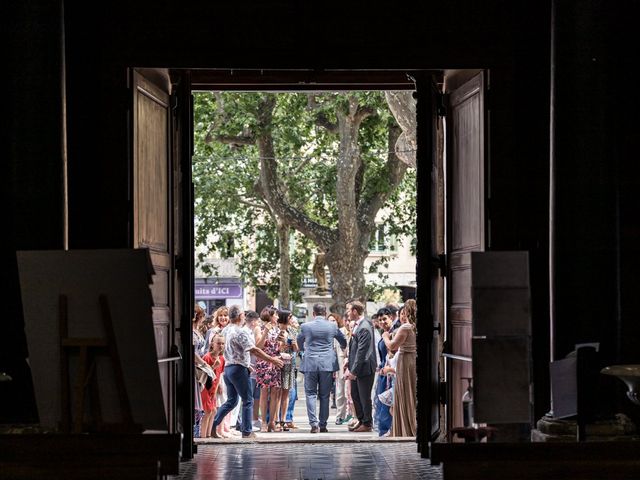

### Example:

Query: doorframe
xmin=170 ymin=67 xmax=466 ymax=455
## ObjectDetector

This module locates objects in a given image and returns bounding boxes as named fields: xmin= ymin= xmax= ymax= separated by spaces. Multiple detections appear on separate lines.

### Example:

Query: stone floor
xmin=171 ymin=443 xmax=443 ymax=480
xmin=176 ymin=385 xmax=442 ymax=479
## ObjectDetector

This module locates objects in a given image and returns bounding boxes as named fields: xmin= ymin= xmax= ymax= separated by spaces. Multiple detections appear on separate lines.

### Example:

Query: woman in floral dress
xmin=276 ymin=310 xmax=298 ymax=430
xmin=255 ymin=306 xmax=283 ymax=432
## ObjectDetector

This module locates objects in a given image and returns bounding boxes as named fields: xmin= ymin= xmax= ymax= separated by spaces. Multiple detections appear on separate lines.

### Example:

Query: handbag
xmin=378 ymin=386 xmax=394 ymax=407
xmin=280 ymin=352 xmax=292 ymax=364
xmin=196 ymin=363 xmax=216 ymax=388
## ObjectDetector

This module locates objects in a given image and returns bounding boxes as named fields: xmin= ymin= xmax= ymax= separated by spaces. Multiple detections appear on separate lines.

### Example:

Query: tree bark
xmin=277 ymin=220 xmax=291 ymax=309
xmin=385 ymin=91 xmax=417 ymax=167
xmin=235 ymin=94 xmax=409 ymax=312
xmin=324 ymin=247 xmax=369 ymax=308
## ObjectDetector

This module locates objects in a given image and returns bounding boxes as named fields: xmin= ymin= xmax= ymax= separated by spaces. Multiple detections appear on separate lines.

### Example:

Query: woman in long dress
xmin=192 ymin=304 xmax=207 ymax=437
xmin=382 ymin=299 xmax=417 ymax=437
xmin=276 ymin=310 xmax=298 ymax=430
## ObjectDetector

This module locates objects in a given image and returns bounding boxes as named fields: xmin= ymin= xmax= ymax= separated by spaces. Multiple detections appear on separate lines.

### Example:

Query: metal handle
xmin=441 ymin=353 xmax=472 ymax=363
xmin=157 ymin=356 xmax=182 ymax=364
xmin=157 ymin=345 xmax=182 ymax=364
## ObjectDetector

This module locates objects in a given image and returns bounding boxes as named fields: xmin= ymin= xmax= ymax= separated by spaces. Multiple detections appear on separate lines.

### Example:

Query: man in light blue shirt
xmin=297 ymin=303 xmax=347 ymax=433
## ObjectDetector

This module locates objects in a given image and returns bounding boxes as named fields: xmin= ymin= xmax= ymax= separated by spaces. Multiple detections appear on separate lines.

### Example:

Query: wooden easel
xmin=58 ymin=294 xmax=139 ymax=433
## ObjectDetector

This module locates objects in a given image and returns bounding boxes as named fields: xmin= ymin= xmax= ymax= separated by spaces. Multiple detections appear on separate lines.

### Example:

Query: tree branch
xmin=257 ymin=96 xmax=337 ymax=250
xmin=237 ymin=197 xmax=267 ymax=210
xmin=307 ymin=94 xmax=339 ymax=133
xmin=385 ymin=91 xmax=417 ymax=167
xmin=355 ymin=105 xmax=376 ymax=123
xmin=357 ymin=123 xmax=408 ymax=238
xmin=215 ymin=134 xmax=256 ymax=146
xmin=315 ymin=113 xmax=339 ymax=134
xmin=291 ymin=155 xmax=314 ymax=175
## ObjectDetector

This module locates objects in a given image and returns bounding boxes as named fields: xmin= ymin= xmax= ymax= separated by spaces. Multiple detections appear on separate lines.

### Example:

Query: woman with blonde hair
xmin=381 ymin=299 xmax=417 ymax=437
xmin=205 ymin=306 xmax=229 ymax=347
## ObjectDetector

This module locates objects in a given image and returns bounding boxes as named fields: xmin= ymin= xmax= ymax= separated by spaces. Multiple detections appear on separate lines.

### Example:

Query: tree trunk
xmin=277 ymin=220 xmax=291 ymax=309
xmin=254 ymin=94 xmax=407 ymax=314
xmin=325 ymin=247 xmax=369 ymax=312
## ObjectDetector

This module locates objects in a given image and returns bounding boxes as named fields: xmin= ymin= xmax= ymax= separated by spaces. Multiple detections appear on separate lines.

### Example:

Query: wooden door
xmin=132 ymin=69 xmax=175 ymax=430
xmin=414 ymin=74 xmax=444 ymax=454
xmin=446 ymin=71 xmax=485 ymax=433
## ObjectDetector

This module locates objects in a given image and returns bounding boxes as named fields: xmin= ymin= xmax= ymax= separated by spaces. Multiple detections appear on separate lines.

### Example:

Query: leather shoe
xmin=319 ymin=427 xmax=328 ymax=433
xmin=310 ymin=426 xmax=319 ymax=433
xmin=353 ymin=424 xmax=372 ymax=432
xmin=348 ymin=421 xmax=361 ymax=431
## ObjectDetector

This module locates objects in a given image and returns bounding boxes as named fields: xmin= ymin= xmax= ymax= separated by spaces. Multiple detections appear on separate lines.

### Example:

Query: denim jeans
xmin=213 ymin=364 xmax=253 ymax=435
xmin=374 ymin=374 xmax=392 ymax=436
xmin=286 ymin=370 xmax=298 ymax=422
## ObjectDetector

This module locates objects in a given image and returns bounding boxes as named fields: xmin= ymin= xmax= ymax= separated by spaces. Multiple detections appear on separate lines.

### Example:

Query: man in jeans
xmin=211 ymin=305 xmax=283 ymax=438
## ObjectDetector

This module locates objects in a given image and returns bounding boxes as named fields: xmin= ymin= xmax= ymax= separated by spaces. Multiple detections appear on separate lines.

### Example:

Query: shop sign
xmin=195 ymin=283 xmax=243 ymax=299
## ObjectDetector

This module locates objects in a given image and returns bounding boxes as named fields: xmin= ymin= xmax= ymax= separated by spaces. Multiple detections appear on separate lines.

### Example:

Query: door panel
xmin=447 ymin=71 xmax=485 ymax=433
xmin=170 ymin=69 xmax=194 ymax=459
xmin=132 ymin=70 xmax=174 ymax=430
xmin=415 ymin=74 xmax=444 ymax=454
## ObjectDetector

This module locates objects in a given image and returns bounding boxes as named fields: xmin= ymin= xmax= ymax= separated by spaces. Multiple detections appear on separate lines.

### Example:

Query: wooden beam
xmin=190 ymin=69 xmax=424 ymax=91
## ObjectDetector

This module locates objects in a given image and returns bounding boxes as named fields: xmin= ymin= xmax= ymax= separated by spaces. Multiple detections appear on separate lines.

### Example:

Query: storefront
xmin=194 ymin=278 xmax=244 ymax=315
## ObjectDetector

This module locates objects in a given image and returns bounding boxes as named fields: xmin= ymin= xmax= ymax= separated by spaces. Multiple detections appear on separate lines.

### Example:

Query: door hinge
xmin=171 ymin=92 xmax=178 ymax=112
xmin=439 ymin=380 xmax=448 ymax=405
xmin=173 ymin=254 xmax=184 ymax=272
xmin=432 ymin=254 xmax=447 ymax=277
xmin=437 ymin=92 xmax=448 ymax=117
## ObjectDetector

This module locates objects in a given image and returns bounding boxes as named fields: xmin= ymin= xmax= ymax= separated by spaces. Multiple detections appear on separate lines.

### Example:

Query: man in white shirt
xmin=211 ymin=305 xmax=283 ymax=438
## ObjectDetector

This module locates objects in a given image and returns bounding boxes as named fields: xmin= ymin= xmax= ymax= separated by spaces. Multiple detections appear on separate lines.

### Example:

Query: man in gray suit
xmin=297 ymin=303 xmax=347 ymax=433
xmin=344 ymin=300 xmax=377 ymax=432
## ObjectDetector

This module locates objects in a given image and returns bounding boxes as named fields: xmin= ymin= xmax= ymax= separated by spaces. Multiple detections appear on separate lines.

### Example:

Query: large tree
xmin=193 ymin=91 xmax=415 ymax=309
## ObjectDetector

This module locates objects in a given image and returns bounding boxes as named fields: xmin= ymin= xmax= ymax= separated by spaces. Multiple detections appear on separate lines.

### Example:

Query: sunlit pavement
xmin=177 ymin=386 xmax=442 ymax=479
xmin=195 ymin=386 xmax=414 ymax=444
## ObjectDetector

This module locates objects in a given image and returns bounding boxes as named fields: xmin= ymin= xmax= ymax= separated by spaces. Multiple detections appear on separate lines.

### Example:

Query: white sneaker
xmin=252 ymin=419 xmax=262 ymax=429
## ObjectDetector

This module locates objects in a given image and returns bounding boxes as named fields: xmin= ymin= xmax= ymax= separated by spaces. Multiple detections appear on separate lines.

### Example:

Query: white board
xmin=16 ymin=249 xmax=167 ymax=432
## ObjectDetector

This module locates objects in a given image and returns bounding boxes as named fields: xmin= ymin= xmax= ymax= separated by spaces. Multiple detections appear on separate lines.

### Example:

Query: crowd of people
xmin=191 ymin=298 xmax=418 ymax=439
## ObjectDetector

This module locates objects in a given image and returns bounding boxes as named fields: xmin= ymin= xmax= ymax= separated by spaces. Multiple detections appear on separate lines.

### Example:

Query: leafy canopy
xmin=193 ymin=91 xmax=415 ymax=302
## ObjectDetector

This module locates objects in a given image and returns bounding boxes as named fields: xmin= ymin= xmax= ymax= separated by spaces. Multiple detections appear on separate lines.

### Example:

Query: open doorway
xmin=189 ymin=75 xmax=423 ymax=444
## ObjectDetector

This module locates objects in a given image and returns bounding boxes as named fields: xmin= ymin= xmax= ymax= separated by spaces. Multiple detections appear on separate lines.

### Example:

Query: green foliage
xmin=193 ymin=91 xmax=416 ymax=301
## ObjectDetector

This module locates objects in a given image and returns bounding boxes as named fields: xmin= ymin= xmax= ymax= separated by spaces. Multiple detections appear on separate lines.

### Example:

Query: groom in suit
xmin=297 ymin=303 xmax=347 ymax=433
xmin=345 ymin=300 xmax=377 ymax=432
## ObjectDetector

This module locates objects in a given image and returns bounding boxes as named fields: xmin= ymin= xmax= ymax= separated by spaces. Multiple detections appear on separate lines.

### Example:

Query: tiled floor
xmin=180 ymin=379 xmax=442 ymax=479
xmin=171 ymin=443 xmax=443 ymax=480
